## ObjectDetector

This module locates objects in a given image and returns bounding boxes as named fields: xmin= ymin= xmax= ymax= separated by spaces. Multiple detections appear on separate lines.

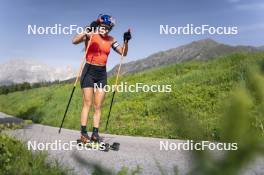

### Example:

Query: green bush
xmin=188 ymin=67 xmax=264 ymax=175
xmin=0 ymin=134 xmax=70 ymax=175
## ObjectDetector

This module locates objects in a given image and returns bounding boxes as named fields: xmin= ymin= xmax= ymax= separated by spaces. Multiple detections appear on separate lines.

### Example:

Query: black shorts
xmin=80 ymin=63 xmax=107 ymax=89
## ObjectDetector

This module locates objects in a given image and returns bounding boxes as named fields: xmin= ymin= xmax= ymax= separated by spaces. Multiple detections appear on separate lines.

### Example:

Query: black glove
xmin=90 ymin=21 xmax=99 ymax=29
xmin=85 ymin=21 xmax=99 ymax=33
xmin=123 ymin=30 xmax=132 ymax=42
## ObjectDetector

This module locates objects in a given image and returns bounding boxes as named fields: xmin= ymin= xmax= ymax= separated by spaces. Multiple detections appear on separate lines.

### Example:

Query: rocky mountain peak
xmin=0 ymin=59 xmax=75 ymax=85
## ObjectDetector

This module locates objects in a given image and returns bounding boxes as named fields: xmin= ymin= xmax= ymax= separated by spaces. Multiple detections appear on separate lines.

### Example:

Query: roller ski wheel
xmin=110 ymin=142 xmax=120 ymax=151
xmin=100 ymin=142 xmax=120 ymax=151
xmin=76 ymin=140 xmax=120 ymax=152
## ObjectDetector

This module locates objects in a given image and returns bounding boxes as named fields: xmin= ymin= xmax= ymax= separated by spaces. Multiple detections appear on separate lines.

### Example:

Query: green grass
xmin=188 ymin=68 xmax=264 ymax=175
xmin=1 ymin=52 xmax=264 ymax=140
xmin=0 ymin=133 xmax=70 ymax=175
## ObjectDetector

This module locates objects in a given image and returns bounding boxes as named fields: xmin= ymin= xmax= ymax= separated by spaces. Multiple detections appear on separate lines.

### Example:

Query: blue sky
xmin=0 ymin=0 xmax=264 ymax=70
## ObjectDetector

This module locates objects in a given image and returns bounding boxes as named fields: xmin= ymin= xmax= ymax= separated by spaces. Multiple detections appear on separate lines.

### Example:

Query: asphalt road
xmin=0 ymin=112 xmax=24 ymax=124
xmin=2 ymin=112 xmax=264 ymax=175
xmin=7 ymin=124 xmax=194 ymax=174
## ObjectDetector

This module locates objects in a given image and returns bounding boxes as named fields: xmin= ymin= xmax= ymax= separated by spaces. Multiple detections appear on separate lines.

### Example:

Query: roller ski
xmin=77 ymin=132 xmax=120 ymax=152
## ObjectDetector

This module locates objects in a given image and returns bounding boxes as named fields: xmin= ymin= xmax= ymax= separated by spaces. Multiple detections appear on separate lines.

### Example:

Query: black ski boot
xmin=91 ymin=132 xmax=103 ymax=143
xmin=80 ymin=132 xmax=90 ymax=144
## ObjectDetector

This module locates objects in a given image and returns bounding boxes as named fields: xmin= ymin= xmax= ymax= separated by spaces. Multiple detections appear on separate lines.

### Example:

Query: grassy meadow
xmin=1 ymin=52 xmax=264 ymax=140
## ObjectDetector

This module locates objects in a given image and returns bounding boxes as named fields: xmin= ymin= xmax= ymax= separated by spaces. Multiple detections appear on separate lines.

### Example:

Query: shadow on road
xmin=16 ymin=106 xmax=43 ymax=123
xmin=0 ymin=117 xmax=23 ymax=124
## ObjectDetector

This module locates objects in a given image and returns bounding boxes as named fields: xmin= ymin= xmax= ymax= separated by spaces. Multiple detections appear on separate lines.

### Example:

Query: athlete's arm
xmin=72 ymin=32 xmax=91 ymax=44
xmin=111 ymin=39 xmax=128 ymax=56
xmin=73 ymin=21 xmax=98 ymax=44
xmin=116 ymin=42 xmax=128 ymax=56
xmin=113 ymin=30 xmax=131 ymax=56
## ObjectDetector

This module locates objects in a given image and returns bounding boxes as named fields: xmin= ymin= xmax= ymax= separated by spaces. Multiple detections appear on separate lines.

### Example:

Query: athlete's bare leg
xmin=81 ymin=88 xmax=94 ymax=126
xmin=93 ymin=88 xmax=106 ymax=128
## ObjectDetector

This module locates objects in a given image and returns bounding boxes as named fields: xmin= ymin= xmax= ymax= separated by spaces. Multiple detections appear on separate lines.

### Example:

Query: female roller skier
xmin=72 ymin=14 xmax=131 ymax=143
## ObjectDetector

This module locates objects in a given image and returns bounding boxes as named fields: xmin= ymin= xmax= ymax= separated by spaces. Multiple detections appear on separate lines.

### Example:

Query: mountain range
xmin=0 ymin=39 xmax=263 ymax=86
xmin=108 ymin=39 xmax=263 ymax=76
xmin=258 ymin=46 xmax=264 ymax=50
xmin=0 ymin=59 xmax=75 ymax=86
